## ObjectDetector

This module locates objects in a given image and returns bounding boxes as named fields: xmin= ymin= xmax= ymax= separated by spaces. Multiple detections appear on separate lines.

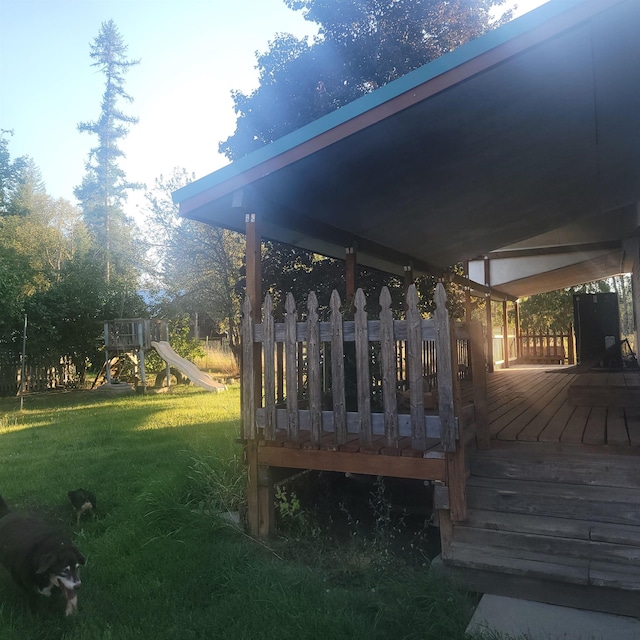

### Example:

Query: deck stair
xmin=441 ymin=445 xmax=640 ymax=616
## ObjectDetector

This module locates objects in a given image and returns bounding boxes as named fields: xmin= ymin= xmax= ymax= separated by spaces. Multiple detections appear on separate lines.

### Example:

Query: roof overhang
xmin=174 ymin=0 xmax=640 ymax=299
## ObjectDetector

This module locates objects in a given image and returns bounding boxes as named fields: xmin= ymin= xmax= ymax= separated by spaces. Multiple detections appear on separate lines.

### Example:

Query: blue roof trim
xmin=173 ymin=0 xmax=590 ymax=205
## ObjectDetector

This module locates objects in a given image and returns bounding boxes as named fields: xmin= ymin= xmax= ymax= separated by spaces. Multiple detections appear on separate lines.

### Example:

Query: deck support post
xmin=245 ymin=214 xmax=262 ymax=409
xmin=469 ymin=320 xmax=490 ymax=449
xmin=485 ymin=294 xmax=494 ymax=373
xmin=246 ymin=457 xmax=276 ymax=539
xmin=256 ymin=461 xmax=275 ymax=539
xmin=446 ymin=316 xmax=467 ymax=522
xmin=437 ymin=505 xmax=454 ymax=560
xmin=403 ymin=265 xmax=414 ymax=296
xmin=245 ymin=442 xmax=261 ymax=537
xmin=245 ymin=214 xmax=263 ymax=538
xmin=502 ymin=300 xmax=509 ymax=368
xmin=484 ymin=258 xmax=494 ymax=373
xmin=514 ymin=299 xmax=521 ymax=361
xmin=346 ymin=246 xmax=356 ymax=306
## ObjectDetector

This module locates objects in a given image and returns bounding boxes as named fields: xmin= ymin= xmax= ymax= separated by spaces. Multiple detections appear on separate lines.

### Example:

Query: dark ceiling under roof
xmin=174 ymin=0 xmax=640 ymax=299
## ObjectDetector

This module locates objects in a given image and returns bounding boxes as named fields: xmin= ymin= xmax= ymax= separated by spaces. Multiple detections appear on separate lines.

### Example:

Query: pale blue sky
xmin=1 ymin=0 xmax=546 ymax=219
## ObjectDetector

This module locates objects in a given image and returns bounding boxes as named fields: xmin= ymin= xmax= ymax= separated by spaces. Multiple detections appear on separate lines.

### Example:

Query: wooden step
xmin=466 ymin=476 xmax=640 ymax=526
xmin=470 ymin=449 xmax=640 ymax=489
xmin=454 ymin=523 xmax=640 ymax=564
xmin=446 ymin=540 xmax=640 ymax=591
xmin=436 ymin=550 xmax=640 ymax=617
xmin=445 ymin=541 xmax=589 ymax=585
xmin=464 ymin=508 xmax=590 ymax=540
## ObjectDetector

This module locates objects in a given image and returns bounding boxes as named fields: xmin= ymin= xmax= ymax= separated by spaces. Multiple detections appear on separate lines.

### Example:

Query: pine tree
xmin=75 ymin=20 xmax=141 ymax=283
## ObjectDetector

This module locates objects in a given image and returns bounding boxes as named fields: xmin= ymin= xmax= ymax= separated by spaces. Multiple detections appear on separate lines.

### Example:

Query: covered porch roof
xmin=173 ymin=0 xmax=640 ymax=300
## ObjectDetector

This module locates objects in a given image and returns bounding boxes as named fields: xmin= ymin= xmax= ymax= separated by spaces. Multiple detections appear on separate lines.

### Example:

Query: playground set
xmin=94 ymin=318 xmax=226 ymax=393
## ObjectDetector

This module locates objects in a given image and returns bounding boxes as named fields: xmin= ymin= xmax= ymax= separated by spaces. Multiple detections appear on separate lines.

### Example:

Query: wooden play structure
xmin=96 ymin=319 xmax=226 ymax=392
xmin=95 ymin=319 xmax=168 ymax=391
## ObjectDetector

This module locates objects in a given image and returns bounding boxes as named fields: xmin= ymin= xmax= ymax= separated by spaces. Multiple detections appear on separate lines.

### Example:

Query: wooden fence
xmin=241 ymin=283 xmax=487 ymax=453
xmin=517 ymin=327 xmax=574 ymax=365
xmin=0 ymin=354 xmax=78 ymax=396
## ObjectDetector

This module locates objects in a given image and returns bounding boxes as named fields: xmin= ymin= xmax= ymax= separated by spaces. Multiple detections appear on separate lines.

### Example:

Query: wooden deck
xmin=486 ymin=365 xmax=640 ymax=447
xmin=440 ymin=365 xmax=640 ymax=616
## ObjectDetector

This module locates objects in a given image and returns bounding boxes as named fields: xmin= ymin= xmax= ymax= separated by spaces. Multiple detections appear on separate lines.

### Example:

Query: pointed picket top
xmin=354 ymin=287 xmax=366 ymax=313
xmin=307 ymin=290 xmax=319 ymax=319
xmin=435 ymin=282 xmax=447 ymax=311
xmin=330 ymin=289 xmax=342 ymax=315
xmin=406 ymin=283 xmax=419 ymax=311
xmin=242 ymin=295 xmax=252 ymax=318
xmin=285 ymin=291 xmax=296 ymax=316
xmin=379 ymin=286 xmax=392 ymax=312
xmin=262 ymin=292 xmax=273 ymax=317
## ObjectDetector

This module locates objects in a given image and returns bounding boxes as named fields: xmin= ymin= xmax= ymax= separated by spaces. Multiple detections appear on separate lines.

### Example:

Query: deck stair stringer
xmin=439 ymin=446 xmax=640 ymax=617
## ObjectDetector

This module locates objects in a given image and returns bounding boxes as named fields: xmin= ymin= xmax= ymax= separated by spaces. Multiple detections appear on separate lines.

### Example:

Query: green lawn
xmin=0 ymin=386 xmax=482 ymax=640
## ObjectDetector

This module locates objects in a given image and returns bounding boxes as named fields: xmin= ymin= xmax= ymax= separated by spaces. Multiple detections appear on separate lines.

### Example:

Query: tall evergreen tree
xmin=0 ymin=130 xmax=30 ymax=217
xmin=75 ymin=20 xmax=141 ymax=283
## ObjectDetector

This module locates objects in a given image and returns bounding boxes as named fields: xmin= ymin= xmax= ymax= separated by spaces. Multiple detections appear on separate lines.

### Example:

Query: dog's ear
xmin=35 ymin=553 xmax=57 ymax=575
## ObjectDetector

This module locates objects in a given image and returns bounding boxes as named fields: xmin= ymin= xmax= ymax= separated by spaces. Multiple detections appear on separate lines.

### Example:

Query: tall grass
xmin=0 ymin=387 xmax=484 ymax=640
xmin=191 ymin=341 xmax=238 ymax=378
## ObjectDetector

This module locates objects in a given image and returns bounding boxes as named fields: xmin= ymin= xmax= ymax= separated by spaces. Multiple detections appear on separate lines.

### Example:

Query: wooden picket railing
xmin=517 ymin=326 xmax=574 ymax=365
xmin=241 ymin=283 xmax=488 ymax=454
xmin=240 ymin=282 xmax=488 ymax=537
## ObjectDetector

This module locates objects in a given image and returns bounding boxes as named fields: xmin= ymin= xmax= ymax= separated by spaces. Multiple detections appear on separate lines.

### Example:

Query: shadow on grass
xmin=0 ymin=386 xmax=480 ymax=640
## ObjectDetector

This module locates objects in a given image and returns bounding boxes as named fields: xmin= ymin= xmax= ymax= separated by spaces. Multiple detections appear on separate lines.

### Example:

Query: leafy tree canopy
xmin=220 ymin=0 xmax=512 ymax=160
xmin=143 ymin=169 xmax=245 ymax=361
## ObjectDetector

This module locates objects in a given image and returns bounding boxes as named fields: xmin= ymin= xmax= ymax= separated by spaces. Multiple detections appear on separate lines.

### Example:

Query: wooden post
xmin=257 ymin=463 xmax=275 ymax=539
xmin=469 ymin=321 xmax=489 ymax=450
xmin=380 ymin=287 xmax=399 ymax=448
xmin=568 ymin=323 xmax=575 ymax=365
xmin=463 ymin=261 xmax=473 ymax=322
xmin=514 ymin=299 xmax=521 ymax=361
xmin=406 ymin=284 xmax=425 ymax=449
xmin=244 ymin=214 xmax=263 ymax=538
xmin=285 ymin=293 xmax=299 ymax=442
xmin=446 ymin=313 xmax=467 ymax=523
xmin=485 ymin=295 xmax=494 ymax=373
xmin=483 ymin=258 xmax=494 ymax=373
xmin=434 ymin=283 xmax=455 ymax=452
xmin=346 ymin=247 xmax=356 ymax=306
xmin=403 ymin=265 xmax=414 ymax=303
xmin=263 ymin=294 xmax=275 ymax=441
xmin=245 ymin=214 xmax=262 ymax=408
xmin=330 ymin=290 xmax=347 ymax=445
xmin=306 ymin=292 xmax=321 ymax=447
xmin=354 ymin=288 xmax=373 ymax=448
xmin=502 ymin=300 xmax=509 ymax=368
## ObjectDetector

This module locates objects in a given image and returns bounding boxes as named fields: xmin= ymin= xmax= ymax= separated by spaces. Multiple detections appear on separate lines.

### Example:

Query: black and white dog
xmin=0 ymin=496 xmax=85 ymax=615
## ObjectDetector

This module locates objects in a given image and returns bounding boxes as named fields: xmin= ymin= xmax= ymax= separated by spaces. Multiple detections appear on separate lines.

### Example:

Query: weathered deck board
xmin=607 ymin=406 xmax=629 ymax=447
xmin=515 ymin=373 xmax=576 ymax=441
xmin=487 ymin=367 xmax=640 ymax=447
xmin=499 ymin=374 xmax=575 ymax=441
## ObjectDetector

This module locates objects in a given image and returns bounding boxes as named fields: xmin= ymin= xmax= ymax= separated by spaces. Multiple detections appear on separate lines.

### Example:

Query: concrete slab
xmin=466 ymin=595 xmax=640 ymax=640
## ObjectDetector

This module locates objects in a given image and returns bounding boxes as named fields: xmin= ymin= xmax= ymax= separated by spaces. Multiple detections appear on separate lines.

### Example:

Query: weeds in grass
xmin=0 ymin=411 xmax=19 ymax=433
xmin=187 ymin=450 xmax=245 ymax=516
xmin=275 ymin=484 xmax=321 ymax=541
